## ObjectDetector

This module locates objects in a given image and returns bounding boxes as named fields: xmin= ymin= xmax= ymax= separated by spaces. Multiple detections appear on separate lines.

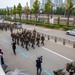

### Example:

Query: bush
xmin=5 ymin=18 xmax=75 ymax=31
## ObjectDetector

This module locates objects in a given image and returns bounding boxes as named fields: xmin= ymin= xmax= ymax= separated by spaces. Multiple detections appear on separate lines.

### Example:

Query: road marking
xmin=42 ymin=47 xmax=73 ymax=62
xmin=0 ymin=35 xmax=28 ymax=58
xmin=17 ymin=49 xmax=28 ymax=58
xmin=44 ymin=70 xmax=52 ymax=75
xmin=2 ymin=38 xmax=10 ymax=45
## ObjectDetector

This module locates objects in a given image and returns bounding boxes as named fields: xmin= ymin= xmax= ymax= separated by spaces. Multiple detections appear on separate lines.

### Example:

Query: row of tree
xmin=0 ymin=0 xmax=75 ymax=25
xmin=0 ymin=3 xmax=22 ymax=21
xmin=0 ymin=0 xmax=52 ymax=22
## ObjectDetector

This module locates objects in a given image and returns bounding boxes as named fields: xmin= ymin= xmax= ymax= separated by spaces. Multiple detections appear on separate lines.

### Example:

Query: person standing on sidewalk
xmin=36 ymin=56 xmax=43 ymax=75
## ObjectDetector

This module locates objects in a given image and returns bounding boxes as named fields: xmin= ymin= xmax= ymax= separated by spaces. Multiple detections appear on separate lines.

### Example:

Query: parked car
xmin=13 ymin=22 xmax=22 ymax=29
xmin=66 ymin=29 xmax=75 ymax=36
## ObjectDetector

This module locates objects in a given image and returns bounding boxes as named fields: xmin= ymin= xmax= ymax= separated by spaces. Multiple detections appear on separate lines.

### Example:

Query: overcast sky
xmin=0 ymin=0 xmax=64 ymax=9
xmin=0 ymin=0 xmax=30 ymax=8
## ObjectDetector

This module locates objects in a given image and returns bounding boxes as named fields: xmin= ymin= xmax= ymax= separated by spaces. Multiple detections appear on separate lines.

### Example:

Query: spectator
xmin=36 ymin=56 xmax=43 ymax=75
xmin=11 ymin=40 xmax=16 ymax=55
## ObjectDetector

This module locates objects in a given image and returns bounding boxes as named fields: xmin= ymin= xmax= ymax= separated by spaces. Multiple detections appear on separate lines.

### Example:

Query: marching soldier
xmin=1 ymin=25 xmax=3 ymax=31
xmin=25 ymin=37 xmax=29 ymax=51
xmin=27 ymin=34 xmax=31 ymax=46
xmin=14 ymin=33 xmax=17 ymax=43
xmin=36 ymin=35 xmax=40 ymax=47
xmin=31 ymin=35 xmax=35 ymax=49
xmin=10 ymin=27 xmax=12 ymax=32
xmin=5 ymin=26 xmax=7 ymax=31
xmin=16 ymin=33 xmax=20 ymax=45
xmin=20 ymin=35 xmax=24 ymax=48
xmin=33 ymin=29 xmax=36 ymax=33
xmin=11 ymin=32 xmax=14 ymax=41
xmin=41 ymin=34 xmax=45 ymax=46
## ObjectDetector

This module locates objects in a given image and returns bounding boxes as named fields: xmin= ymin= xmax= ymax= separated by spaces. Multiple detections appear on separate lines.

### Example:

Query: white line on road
xmin=42 ymin=47 xmax=73 ymax=62
xmin=43 ymin=29 xmax=51 ymax=31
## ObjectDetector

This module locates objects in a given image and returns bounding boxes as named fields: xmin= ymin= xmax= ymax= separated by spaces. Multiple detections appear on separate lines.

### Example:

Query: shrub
xmin=5 ymin=18 xmax=75 ymax=31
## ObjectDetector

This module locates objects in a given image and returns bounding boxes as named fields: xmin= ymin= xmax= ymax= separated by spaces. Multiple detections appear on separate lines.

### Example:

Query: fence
xmin=20 ymin=14 xmax=75 ymax=25
xmin=38 ymin=32 xmax=75 ymax=48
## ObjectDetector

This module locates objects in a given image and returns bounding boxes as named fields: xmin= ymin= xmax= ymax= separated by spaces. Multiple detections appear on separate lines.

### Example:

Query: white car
xmin=66 ymin=29 xmax=75 ymax=36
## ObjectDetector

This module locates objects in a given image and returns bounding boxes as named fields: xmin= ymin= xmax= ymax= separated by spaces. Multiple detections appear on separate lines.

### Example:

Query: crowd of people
xmin=1 ymin=23 xmax=75 ymax=75
xmin=0 ymin=23 xmax=10 ymax=31
xmin=11 ymin=28 xmax=45 ymax=51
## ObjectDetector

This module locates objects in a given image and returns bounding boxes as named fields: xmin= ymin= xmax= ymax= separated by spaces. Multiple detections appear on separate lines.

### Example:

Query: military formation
xmin=11 ymin=28 xmax=45 ymax=51
xmin=0 ymin=23 xmax=10 ymax=31
xmin=0 ymin=23 xmax=45 ymax=51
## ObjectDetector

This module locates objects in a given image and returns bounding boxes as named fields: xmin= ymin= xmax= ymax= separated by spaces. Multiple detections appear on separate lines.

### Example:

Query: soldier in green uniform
xmin=36 ymin=35 xmax=40 ymax=47
xmin=16 ymin=33 xmax=20 ymax=45
xmin=41 ymin=34 xmax=45 ymax=46
xmin=25 ymin=36 xmax=29 ymax=51
xmin=21 ymin=35 xmax=24 ymax=48
xmin=31 ymin=35 xmax=35 ymax=49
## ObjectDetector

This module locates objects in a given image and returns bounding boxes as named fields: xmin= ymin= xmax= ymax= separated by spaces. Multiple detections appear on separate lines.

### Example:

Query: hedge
xmin=4 ymin=18 xmax=75 ymax=31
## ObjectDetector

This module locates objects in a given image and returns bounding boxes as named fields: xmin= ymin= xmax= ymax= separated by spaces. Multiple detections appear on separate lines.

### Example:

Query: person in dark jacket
xmin=69 ymin=67 xmax=74 ymax=75
xmin=36 ymin=56 xmax=43 ymax=75
xmin=11 ymin=40 xmax=16 ymax=55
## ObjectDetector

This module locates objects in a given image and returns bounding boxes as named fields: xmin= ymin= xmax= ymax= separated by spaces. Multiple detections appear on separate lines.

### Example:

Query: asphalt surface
xmin=0 ymin=24 xmax=75 ymax=75
xmin=22 ymin=24 xmax=75 ymax=41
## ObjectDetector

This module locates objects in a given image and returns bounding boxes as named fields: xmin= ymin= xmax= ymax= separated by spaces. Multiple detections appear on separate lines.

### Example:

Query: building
xmin=73 ymin=0 xmax=75 ymax=4
xmin=41 ymin=0 xmax=63 ymax=9
xmin=30 ymin=0 xmax=34 ymax=9
xmin=53 ymin=0 xmax=63 ymax=7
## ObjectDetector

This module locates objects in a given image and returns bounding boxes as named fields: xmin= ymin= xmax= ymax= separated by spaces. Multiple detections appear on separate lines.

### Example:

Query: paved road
xmin=22 ymin=24 xmax=75 ymax=41
xmin=0 ymin=28 xmax=75 ymax=75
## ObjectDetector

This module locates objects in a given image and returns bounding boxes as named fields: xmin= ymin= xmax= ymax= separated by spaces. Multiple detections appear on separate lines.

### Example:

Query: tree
xmin=63 ymin=0 xmax=74 ymax=25
xmin=54 ymin=7 xmax=64 ymax=15
xmin=3 ymin=9 xmax=7 ymax=18
xmin=32 ymin=0 xmax=39 ymax=21
xmin=13 ymin=5 xmax=17 ymax=19
xmin=44 ymin=0 xmax=52 ymax=22
xmin=24 ymin=2 xmax=30 ymax=20
xmin=10 ymin=8 xmax=13 ymax=17
xmin=0 ymin=9 xmax=3 ymax=15
xmin=17 ymin=3 xmax=22 ymax=21
xmin=7 ymin=7 xmax=10 ymax=17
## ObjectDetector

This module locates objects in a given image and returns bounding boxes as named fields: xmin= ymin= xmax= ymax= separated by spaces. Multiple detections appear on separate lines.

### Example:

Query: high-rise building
xmin=53 ymin=0 xmax=63 ymax=7
xmin=41 ymin=0 xmax=63 ymax=9
xmin=30 ymin=0 xmax=35 ymax=9
xmin=64 ymin=0 xmax=75 ymax=4
xmin=73 ymin=0 xmax=75 ymax=4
